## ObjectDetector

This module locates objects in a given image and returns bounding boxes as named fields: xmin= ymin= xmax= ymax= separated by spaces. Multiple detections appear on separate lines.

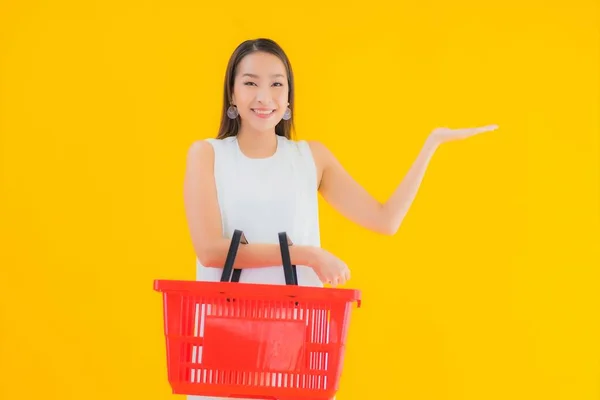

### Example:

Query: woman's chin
xmin=242 ymin=119 xmax=281 ymax=133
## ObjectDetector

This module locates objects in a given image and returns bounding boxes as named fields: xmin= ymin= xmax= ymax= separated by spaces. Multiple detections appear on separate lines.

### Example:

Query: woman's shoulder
xmin=285 ymin=137 xmax=333 ymax=165
xmin=186 ymin=137 xmax=237 ymax=163
xmin=190 ymin=136 xmax=236 ymax=153
xmin=283 ymin=136 xmax=328 ymax=155
xmin=204 ymin=136 xmax=236 ymax=146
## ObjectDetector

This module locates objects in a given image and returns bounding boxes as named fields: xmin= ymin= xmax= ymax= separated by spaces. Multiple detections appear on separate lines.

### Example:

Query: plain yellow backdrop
xmin=1 ymin=1 xmax=598 ymax=399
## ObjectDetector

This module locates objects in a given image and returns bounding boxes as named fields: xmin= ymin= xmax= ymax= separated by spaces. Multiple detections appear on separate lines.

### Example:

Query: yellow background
xmin=1 ymin=1 xmax=598 ymax=399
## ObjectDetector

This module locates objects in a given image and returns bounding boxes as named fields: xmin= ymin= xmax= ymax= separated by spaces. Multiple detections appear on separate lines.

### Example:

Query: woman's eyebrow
xmin=241 ymin=73 xmax=285 ymax=78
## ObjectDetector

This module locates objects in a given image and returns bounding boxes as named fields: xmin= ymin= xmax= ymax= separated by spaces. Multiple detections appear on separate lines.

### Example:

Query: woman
xmin=182 ymin=37 xmax=497 ymax=400
xmin=184 ymin=37 xmax=497 ymax=290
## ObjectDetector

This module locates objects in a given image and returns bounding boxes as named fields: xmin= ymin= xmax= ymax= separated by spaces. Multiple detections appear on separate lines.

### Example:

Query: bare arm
xmin=310 ymin=125 xmax=498 ymax=236
xmin=183 ymin=140 xmax=317 ymax=268
xmin=310 ymin=138 xmax=438 ymax=236
xmin=378 ymin=137 xmax=439 ymax=234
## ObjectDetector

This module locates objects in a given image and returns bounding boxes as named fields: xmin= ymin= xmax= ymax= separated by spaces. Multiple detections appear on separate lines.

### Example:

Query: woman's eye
xmin=243 ymin=81 xmax=283 ymax=87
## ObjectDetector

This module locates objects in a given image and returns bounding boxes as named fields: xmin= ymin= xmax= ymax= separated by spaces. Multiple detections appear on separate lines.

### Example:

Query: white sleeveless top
xmin=195 ymin=134 xmax=323 ymax=288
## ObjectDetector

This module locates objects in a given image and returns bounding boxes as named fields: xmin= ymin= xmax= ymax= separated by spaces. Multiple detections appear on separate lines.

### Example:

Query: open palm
xmin=429 ymin=124 xmax=499 ymax=145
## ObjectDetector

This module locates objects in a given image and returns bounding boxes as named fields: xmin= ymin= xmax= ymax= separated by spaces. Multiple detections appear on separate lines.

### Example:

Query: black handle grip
xmin=219 ymin=230 xmax=298 ymax=286
xmin=278 ymin=232 xmax=298 ymax=286
xmin=220 ymin=229 xmax=247 ymax=282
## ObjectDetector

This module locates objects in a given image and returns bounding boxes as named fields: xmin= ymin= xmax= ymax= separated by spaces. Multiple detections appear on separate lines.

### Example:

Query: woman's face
xmin=231 ymin=51 xmax=289 ymax=134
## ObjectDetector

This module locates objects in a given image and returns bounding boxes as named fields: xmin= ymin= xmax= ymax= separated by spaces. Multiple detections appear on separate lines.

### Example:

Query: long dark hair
xmin=216 ymin=38 xmax=295 ymax=140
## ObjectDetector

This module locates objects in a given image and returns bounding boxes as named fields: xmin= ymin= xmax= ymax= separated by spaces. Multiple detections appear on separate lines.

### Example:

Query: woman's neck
xmin=236 ymin=128 xmax=278 ymax=159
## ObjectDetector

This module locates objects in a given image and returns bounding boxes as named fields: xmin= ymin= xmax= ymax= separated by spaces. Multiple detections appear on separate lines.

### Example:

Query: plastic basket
xmin=154 ymin=231 xmax=361 ymax=400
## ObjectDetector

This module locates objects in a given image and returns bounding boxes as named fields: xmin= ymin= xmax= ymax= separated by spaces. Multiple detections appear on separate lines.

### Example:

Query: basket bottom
xmin=185 ymin=396 xmax=334 ymax=400
xmin=173 ymin=383 xmax=336 ymax=400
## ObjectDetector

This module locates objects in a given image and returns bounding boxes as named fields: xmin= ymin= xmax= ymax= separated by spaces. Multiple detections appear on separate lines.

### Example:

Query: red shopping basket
xmin=154 ymin=230 xmax=361 ymax=400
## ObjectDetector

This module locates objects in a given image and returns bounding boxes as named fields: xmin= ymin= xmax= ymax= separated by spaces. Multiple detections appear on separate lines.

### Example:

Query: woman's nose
xmin=255 ymin=86 xmax=273 ymax=103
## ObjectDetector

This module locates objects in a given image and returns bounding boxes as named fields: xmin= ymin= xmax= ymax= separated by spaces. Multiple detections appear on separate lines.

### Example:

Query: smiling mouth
xmin=251 ymin=109 xmax=275 ymax=115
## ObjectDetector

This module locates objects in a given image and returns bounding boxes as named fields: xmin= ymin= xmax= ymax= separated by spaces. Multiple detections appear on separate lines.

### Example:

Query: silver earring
xmin=282 ymin=107 xmax=291 ymax=121
xmin=227 ymin=105 xmax=238 ymax=119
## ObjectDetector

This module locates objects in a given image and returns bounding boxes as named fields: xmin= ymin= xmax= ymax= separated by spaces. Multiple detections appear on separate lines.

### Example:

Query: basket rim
xmin=153 ymin=279 xmax=361 ymax=306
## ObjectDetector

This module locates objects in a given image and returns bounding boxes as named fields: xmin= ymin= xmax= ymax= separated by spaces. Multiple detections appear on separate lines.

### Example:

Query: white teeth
xmin=252 ymin=109 xmax=274 ymax=115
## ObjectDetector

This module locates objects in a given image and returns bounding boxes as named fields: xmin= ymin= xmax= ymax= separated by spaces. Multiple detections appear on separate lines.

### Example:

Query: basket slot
xmin=180 ymin=367 xmax=330 ymax=388
xmin=307 ymin=306 xmax=331 ymax=389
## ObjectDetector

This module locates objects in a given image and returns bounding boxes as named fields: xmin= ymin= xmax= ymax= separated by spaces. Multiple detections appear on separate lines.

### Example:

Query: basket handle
xmin=278 ymin=232 xmax=298 ymax=286
xmin=219 ymin=230 xmax=298 ymax=286
xmin=219 ymin=229 xmax=247 ymax=282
